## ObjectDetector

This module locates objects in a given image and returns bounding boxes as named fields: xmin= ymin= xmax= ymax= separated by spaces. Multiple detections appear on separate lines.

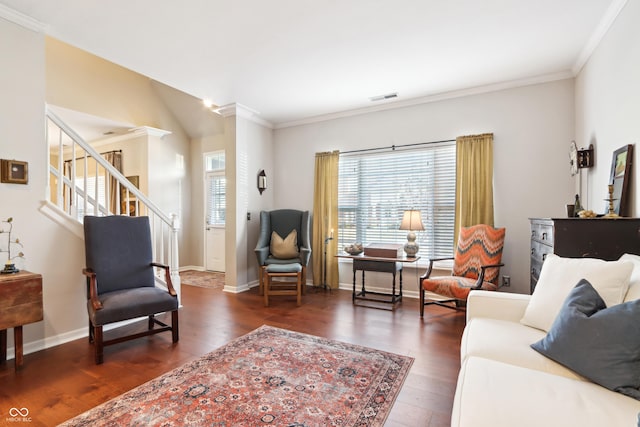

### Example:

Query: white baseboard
xmin=179 ymin=265 xmax=205 ymax=272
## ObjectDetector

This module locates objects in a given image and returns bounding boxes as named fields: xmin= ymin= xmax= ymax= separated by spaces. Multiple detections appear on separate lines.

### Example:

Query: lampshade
xmin=399 ymin=210 xmax=424 ymax=231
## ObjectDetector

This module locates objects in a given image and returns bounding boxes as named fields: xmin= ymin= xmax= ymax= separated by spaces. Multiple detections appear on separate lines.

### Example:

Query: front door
xmin=204 ymin=152 xmax=226 ymax=272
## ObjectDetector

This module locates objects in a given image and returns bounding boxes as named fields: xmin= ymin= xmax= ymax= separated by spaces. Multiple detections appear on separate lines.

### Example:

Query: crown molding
xmin=212 ymin=103 xmax=273 ymax=129
xmin=84 ymin=126 xmax=171 ymax=150
xmin=275 ymin=71 xmax=573 ymax=129
xmin=129 ymin=126 xmax=172 ymax=139
xmin=572 ymin=0 xmax=628 ymax=75
xmin=0 ymin=3 xmax=47 ymax=33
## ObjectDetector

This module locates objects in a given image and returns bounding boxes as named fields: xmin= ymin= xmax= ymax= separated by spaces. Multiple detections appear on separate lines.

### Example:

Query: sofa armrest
xmin=466 ymin=290 xmax=531 ymax=323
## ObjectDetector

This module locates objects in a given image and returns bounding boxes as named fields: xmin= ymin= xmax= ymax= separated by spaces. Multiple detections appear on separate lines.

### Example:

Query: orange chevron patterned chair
xmin=420 ymin=224 xmax=505 ymax=316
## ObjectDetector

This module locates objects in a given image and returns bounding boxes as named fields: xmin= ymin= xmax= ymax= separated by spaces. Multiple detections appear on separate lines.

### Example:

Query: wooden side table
xmin=336 ymin=253 xmax=421 ymax=309
xmin=0 ymin=271 xmax=43 ymax=371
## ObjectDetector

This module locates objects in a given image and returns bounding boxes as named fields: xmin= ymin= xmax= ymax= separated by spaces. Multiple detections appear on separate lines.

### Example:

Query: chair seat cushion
xmin=266 ymin=263 xmax=302 ymax=274
xmin=88 ymin=287 xmax=178 ymax=326
xmin=265 ymin=257 xmax=301 ymax=265
xmin=423 ymin=276 xmax=498 ymax=300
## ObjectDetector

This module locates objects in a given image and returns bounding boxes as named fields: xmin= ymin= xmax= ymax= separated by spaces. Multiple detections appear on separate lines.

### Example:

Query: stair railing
xmin=46 ymin=106 xmax=181 ymax=299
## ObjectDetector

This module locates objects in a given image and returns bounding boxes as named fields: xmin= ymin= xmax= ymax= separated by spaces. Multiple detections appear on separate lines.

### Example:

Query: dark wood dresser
xmin=529 ymin=218 xmax=640 ymax=293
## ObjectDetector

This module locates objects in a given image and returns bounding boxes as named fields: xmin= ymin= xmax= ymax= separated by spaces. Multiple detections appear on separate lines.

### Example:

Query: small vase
xmin=1 ymin=263 xmax=19 ymax=274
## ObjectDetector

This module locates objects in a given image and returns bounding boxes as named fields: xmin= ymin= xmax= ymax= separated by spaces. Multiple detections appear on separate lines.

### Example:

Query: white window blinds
xmin=205 ymin=151 xmax=226 ymax=226
xmin=206 ymin=173 xmax=226 ymax=226
xmin=338 ymin=141 xmax=456 ymax=259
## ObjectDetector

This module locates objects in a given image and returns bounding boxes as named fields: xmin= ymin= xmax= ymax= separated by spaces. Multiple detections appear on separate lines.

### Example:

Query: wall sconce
xmin=257 ymin=170 xmax=267 ymax=194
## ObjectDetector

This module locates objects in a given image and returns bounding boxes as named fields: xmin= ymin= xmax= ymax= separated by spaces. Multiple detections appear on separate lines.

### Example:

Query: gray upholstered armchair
xmin=255 ymin=209 xmax=311 ymax=287
xmin=82 ymin=215 xmax=179 ymax=364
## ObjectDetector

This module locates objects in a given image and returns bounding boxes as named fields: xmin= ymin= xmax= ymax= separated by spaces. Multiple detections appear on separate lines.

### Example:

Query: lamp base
xmin=404 ymin=231 xmax=419 ymax=257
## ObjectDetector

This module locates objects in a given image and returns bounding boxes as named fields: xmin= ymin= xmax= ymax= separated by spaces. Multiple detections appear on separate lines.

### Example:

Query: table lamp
xmin=399 ymin=209 xmax=424 ymax=257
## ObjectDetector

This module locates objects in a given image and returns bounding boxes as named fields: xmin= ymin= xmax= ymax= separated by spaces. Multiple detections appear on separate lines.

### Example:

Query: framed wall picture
xmin=0 ymin=159 xmax=28 ymax=184
xmin=608 ymin=144 xmax=633 ymax=216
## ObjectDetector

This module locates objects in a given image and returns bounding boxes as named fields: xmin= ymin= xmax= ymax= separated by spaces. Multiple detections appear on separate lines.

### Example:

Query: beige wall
xmin=0 ymin=24 xmax=199 ymax=355
xmin=189 ymin=134 xmax=227 ymax=268
xmin=0 ymin=19 xmax=82 ymax=352
xmin=46 ymin=38 xmax=195 ymax=264
xmin=274 ymin=79 xmax=576 ymax=296
xmin=188 ymin=112 xmax=274 ymax=288
xmin=575 ymin=0 xmax=640 ymax=216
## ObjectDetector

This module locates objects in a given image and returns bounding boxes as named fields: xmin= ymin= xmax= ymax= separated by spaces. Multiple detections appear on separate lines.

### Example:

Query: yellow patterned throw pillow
xmin=270 ymin=230 xmax=299 ymax=259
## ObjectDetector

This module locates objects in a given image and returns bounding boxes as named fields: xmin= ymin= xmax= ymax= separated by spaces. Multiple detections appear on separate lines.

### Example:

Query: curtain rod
xmin=64 ymin=149 xmax=122 ymax=162
xmin=340 ymin=139 xmax=455 ymax=155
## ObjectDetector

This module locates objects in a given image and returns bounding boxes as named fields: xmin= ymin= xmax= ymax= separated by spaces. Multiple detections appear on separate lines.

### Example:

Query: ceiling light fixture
xmin=369 ymin=92 xmax=398 ymax=102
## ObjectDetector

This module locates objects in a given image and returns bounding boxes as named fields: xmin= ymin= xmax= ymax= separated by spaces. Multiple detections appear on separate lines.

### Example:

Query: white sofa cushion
xmin=621 ymin=253 xmax=640 ymax=302
xmin=452 ymin=357 xmax=640 ymax=427
xmin=521 ymin=254 xmax=633 ymax=332
xmin=461 ymin=317 xmax=586 ymax=381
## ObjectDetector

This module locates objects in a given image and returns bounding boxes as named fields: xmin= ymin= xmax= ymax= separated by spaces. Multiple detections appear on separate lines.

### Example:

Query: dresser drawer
xmin=531 ymin=221 xmax=554 ymax=244
xmin=530 ymin=259 xmax=543 ymax=293
xmin=530 ymin=240 xmax=553 ymax=264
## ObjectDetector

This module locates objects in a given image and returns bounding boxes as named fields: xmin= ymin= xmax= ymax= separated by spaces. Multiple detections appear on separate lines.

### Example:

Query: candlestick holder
xmin=603 ymin=184 xmax=620 ymax=218
xmin=322 ymin=234 xmax=333 ymax=291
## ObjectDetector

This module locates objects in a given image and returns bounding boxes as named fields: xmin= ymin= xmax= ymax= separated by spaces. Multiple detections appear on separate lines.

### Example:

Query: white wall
xmin=575 ymin=0 xmax=640 ymax=215
xmin=0 ymin=19 xmax=88 ymax=352
xmin=189 ymin=111 xmax=274 ymax=285
xmin=244 ymin=117 xmax=275 ymax=284
xmin=274 ymin=79 xmax=575 ymax=296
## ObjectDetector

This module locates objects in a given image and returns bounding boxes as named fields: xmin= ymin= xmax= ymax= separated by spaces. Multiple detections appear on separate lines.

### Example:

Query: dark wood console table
xmin=337 ymin=253 xmax=420 ymax=309
xmin=0 ymin=271 xmax=43 ymax=371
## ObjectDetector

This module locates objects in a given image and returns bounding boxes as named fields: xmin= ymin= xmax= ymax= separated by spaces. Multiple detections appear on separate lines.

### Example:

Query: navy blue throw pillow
xmin=531 ymin=279 xmax=640 ymax=400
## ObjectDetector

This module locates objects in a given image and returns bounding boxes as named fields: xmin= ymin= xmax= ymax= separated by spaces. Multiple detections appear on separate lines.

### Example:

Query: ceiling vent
xmin=369 ymin=92 xmax=398 ymax=102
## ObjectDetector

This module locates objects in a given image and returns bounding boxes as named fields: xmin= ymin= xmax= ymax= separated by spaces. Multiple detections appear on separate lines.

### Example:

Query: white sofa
xmin=452 ymin=283 xmax=640 ymax=427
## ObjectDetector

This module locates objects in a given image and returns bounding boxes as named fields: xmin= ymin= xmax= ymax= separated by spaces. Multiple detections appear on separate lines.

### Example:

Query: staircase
xmin=45 ymin=106 xmax=181 ymax=299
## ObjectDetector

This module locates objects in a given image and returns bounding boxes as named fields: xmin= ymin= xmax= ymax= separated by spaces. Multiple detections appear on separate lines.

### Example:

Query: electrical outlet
xmin=502 ymin=275 xmax=511 ymax=287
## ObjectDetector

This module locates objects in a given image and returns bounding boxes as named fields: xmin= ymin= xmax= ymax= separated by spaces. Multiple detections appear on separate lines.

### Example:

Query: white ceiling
xmin=0 ymin=0 xmax=624 ymax=128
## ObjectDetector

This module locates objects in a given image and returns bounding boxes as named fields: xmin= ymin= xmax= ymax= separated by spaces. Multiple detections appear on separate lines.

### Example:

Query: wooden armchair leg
xmin=93 ymin=325 xmax=104 ymax=365
xmin=259 ymin=266 xmax=265 ymax=296
xmin=264 ymin=273 xmax=271 ymax=307
xmin=89 ymin=320 xmax=94 ymax=343
xmin=148 ymin=315 xmax=154 ymax=330
xmin=420 ymin=288 xmax=425 ymax=318
xmin=302 ymin=266 xmax=307 ymax=295
xmin=171 ymin=311 xmax=179 ymax=343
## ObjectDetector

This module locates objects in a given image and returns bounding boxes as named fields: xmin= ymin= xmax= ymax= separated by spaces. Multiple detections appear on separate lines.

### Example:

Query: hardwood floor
xmin=0 ymin=283 xmax=466 ymax=426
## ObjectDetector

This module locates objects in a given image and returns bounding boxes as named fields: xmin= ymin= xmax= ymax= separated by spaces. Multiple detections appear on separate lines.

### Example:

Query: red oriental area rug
xmin=60 ymin=325 xmax=414 ymax=427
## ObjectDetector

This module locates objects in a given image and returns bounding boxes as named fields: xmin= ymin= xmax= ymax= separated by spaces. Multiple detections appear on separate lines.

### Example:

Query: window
xmin=338 ymin=142 xmax=456 ymax=259
xmin=205 ymin=152 xmax=226 ymax=226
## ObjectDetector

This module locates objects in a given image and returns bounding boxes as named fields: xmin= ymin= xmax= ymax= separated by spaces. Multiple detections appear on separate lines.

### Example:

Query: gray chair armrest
xmin=299 ymin=211 xmax=311 ymax=266
xmin=300 ymin=247 xmax=311 ymax=266
xmin=255 ymin=211 xmax=272 ymax=265
xmin=255 ymin=246 xmax=270 ymax=266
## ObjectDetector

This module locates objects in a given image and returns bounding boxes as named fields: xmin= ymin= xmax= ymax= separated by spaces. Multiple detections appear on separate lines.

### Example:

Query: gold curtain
xmin=312 ymin=150 xmax=339 ymax=288
xmin=454 ymin=133 xmax=494 ymax=244
xmin=102 ymin=151 xmax=123 ymax=214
